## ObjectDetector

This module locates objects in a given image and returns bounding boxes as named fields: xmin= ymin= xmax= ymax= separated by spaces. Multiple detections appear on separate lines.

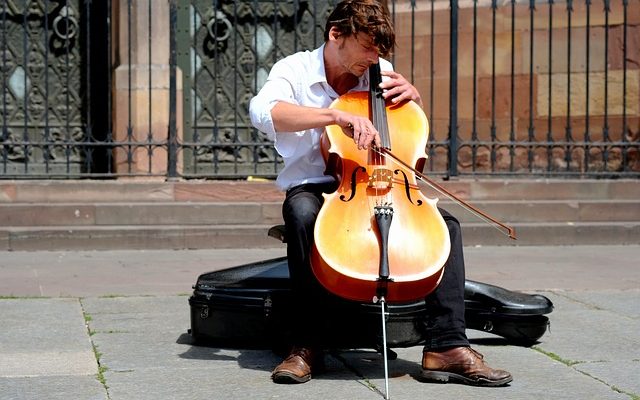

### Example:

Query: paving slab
xmin=0 ymin=298 xmax=97 ymax=377
xmin=0 ymin=298 xmax=105 ymax=400
xmin=530 ymin=290 xmax=640 ymax=399
xmin=575 ymin=360 xmax=640 ymax=398
xmin=463 ymin=245 xmax=640 ymax=291
xmin=558 ymin=290 xmax=640 ymax=319
xmin=535 ymin=292 xmax=640 ymax=363
xmin=80 ymin=296 xmax=188 ymax=334
xmin=0 ymin=376 xmax=106 ymax=400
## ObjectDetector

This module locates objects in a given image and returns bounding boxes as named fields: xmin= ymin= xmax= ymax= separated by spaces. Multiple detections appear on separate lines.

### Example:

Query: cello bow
xmin=376 ymin=147 xmax=517 ymax=240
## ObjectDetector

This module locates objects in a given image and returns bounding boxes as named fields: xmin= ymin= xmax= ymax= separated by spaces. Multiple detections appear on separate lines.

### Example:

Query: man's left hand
xmin=379 ymin=70 xmax=423 ymax=108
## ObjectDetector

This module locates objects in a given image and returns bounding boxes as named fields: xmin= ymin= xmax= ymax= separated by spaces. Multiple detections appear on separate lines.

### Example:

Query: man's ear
xmin=328 ymin=26 xmax=342 ymax=42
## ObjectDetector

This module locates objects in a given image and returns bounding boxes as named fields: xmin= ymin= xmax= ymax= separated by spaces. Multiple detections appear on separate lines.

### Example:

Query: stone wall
xmin=112 ymin=0 xmax=183 ymax=176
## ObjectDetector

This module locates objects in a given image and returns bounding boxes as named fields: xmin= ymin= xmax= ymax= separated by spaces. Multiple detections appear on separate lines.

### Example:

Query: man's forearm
xmin=271 ymin=102 xmax=338 ymax=133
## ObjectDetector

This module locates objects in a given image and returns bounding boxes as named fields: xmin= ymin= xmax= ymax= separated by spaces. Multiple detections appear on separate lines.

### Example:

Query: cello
xmin=310 ymin=63 xmax=451 ymax=304
xmin=310 ymin=63 xmax=515 ymax=399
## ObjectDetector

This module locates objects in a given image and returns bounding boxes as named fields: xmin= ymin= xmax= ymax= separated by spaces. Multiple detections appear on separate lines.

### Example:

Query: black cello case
xmin=188 ymin=256 xmax=553 ymax=349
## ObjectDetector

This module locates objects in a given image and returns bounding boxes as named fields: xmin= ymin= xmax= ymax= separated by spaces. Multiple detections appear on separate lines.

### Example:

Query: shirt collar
xmin=308 ymin=44 xmax=329 ymax=86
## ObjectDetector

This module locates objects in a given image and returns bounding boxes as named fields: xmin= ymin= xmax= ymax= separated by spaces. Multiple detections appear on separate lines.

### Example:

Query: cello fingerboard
xmin=368 ymin=63 xmax=391 ymax=150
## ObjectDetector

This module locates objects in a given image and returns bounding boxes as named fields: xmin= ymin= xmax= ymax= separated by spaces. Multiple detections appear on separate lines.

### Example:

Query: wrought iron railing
xmin=1 ymin=0 xmax=112 ymax=177
xmin=1 ymin=0 xmax=638 ymax=179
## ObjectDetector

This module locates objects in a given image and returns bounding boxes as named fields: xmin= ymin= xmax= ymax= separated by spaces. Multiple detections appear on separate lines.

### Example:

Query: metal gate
xmin=175 ymin=0 xmax=338 ymax=178
xmin=1 ymin=0 xmax=639 ymax=179
xmin=1 ymin=0 xmax=111 ymax=177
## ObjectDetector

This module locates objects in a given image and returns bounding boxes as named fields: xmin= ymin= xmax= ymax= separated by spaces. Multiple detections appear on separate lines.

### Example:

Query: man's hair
xmin=324 ymin=0 xmax=395 ymax=58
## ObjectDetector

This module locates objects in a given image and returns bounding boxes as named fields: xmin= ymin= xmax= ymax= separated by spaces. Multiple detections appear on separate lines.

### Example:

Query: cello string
xmin=369 ymin=62 xmax=391 ymax=209
xmin=375 ymin=84 xmax=392 ymax=208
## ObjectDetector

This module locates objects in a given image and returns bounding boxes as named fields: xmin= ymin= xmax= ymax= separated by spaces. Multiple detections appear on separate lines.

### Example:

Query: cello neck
xmin=369 ymin=64 xmax=391 ymax=150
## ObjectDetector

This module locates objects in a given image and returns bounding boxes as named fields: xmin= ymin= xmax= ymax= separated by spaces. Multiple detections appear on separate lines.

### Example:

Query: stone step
xmin=0 ymin=199 xmax=637 ymax=227
xmin=435 ymin=199 xmax=640 ymax=223
xmin=2 ymin=179 xmax=640 ymax=203
xmin=461 ymin=221 xmax=640 ymax=246
xmin=0 ymin=180 xmax=285 ymax=204
xmin=1 ymin=225 xmax=282 ymax=252
xmin=0 ymin=202 xmax=283 ymax=227
xmin=2 ymin=221 xmax=638 ymax=251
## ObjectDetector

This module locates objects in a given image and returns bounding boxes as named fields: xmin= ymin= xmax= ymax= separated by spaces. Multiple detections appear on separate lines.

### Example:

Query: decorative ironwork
xmin=177 ymin=0 xmax=336 ymax=178
xmin=1 ymin=0 xmax=85 ymax=175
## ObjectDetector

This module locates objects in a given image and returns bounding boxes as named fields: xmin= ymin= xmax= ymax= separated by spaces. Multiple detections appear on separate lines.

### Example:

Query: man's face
xmin=335 ymin=32 xmax=380 ymax=77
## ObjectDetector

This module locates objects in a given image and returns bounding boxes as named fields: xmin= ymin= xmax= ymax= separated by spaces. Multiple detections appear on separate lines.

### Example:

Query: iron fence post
xmin=168 ymin=0 xmax=178 ymax=179
xmin=448 ymin=0 xmax=459 ymax=177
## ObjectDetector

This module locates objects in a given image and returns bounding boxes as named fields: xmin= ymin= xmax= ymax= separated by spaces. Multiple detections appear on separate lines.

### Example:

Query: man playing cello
xmin=249 ymin=0 xmax=512 ymax=387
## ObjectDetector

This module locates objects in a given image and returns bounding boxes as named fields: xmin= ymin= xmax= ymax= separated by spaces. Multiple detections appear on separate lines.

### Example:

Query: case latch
xmin=200 ymin=305 xmax=209 ymax=319
xmin=264 ymin=295 xmax=273 ymax=318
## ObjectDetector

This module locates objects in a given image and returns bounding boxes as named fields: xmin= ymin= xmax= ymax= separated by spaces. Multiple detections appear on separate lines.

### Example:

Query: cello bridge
xmin=369 ymin=168 xmax=393 ymax=190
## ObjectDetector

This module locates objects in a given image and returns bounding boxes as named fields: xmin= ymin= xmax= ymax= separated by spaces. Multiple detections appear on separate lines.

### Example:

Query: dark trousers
xmin=282 ymin=182 xmax=469 ymax=351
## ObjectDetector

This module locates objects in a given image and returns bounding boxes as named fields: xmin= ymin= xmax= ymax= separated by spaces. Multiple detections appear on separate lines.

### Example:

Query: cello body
xmin=310 ymin=69 xmax=451 ymax=304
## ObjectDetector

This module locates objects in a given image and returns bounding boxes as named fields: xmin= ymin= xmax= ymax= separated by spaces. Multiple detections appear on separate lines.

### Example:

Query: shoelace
xmin=467 ymin=347 xmax=485 ymax=362
xmin=288 ymin=347 xmax=315 ymax=363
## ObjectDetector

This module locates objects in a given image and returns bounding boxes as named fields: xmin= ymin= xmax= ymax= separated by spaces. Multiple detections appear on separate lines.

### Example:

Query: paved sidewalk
xmin=0 ymin=245 xmax=638 ymax=400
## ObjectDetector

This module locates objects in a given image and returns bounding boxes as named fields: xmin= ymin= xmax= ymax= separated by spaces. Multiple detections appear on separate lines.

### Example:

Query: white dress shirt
xmin=249 ymin=44 xmax=393 ymax=191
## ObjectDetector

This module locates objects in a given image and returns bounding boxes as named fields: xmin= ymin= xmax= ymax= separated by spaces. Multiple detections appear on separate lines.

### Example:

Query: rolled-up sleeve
xmin=249 ymin=60 xmax=299 ymax=141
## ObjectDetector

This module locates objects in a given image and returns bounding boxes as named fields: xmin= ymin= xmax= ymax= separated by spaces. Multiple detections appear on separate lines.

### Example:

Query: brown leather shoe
xmin=421 ymin=346 xmax=513 ymax=387
xmin=271 ymin=347 xmax=320 ymax=384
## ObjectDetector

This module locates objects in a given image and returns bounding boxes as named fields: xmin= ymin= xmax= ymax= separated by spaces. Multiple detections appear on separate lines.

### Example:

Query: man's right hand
xmin=335 ymin=111 xmax=381 ymax=150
